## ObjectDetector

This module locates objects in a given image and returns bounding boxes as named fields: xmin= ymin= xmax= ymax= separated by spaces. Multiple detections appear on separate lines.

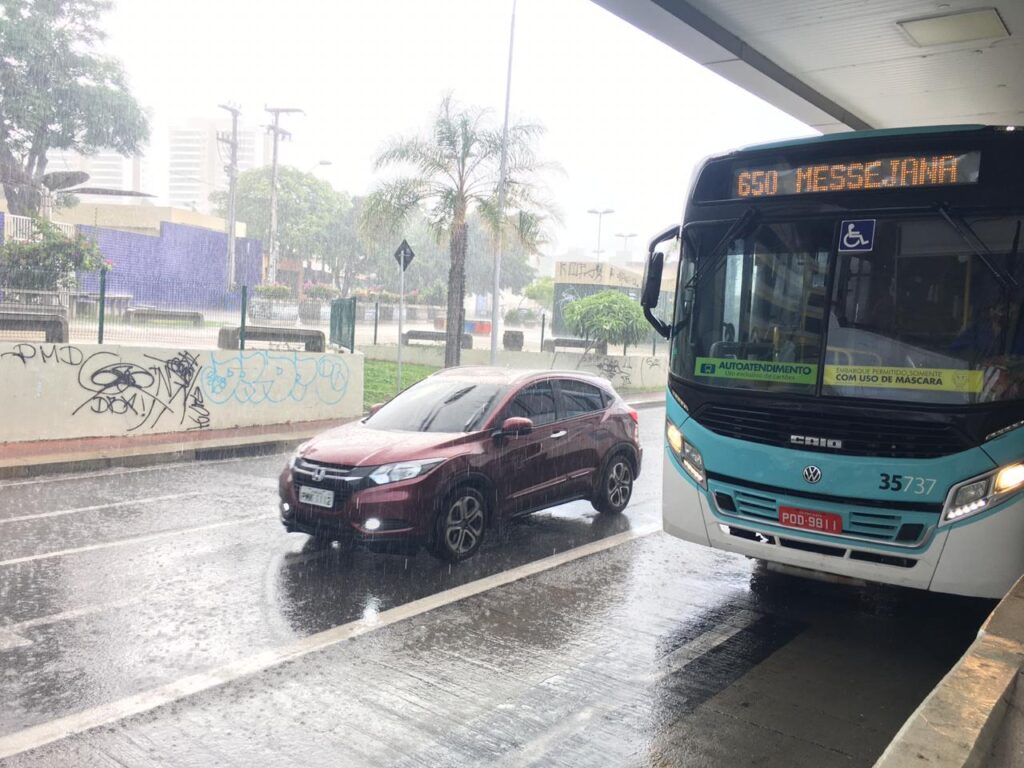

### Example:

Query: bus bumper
xmin=662 ymin=452 xmax=1024 ymax=599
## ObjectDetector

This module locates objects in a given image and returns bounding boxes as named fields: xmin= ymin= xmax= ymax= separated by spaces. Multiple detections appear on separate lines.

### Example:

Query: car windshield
xmin=672 ymin=214 xmax=1024 ymax=404
xmin=365 ymin=378 xmax=507 ymax=432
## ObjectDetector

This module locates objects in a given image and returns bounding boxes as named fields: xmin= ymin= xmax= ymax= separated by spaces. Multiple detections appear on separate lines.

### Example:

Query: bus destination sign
xmin=733 ymin=151 xmax=981 ymax=199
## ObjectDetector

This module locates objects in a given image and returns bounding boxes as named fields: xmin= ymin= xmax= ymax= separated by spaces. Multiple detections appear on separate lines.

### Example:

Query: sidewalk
xmin=0 ymin=393 xmax=665 ymax=479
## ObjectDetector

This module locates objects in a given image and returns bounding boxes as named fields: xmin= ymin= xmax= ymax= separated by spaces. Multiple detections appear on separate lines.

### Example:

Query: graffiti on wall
xmin=0 ymin=343 xmax=359 ymax=442
xmin=203 ymin=351 xmax=350 ymax=406
xmin=1 ymin=344 xmax=211 ymax=432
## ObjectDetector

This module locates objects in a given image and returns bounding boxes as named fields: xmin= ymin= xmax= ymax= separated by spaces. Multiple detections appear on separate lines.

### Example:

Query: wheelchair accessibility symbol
xmin=838 ymin=219 xmax=875 ymax=253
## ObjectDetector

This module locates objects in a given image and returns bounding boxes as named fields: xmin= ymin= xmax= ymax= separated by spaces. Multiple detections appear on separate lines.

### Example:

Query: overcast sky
xmin=104 ymin=0 xmax=814 ymax=259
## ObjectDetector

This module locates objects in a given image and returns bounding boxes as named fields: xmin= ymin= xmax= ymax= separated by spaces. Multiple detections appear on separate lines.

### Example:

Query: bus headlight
xmin=943 ymin=462 xmax=1024 ymax=524
xmin=666 ymin=420 xmax=706 ymax=488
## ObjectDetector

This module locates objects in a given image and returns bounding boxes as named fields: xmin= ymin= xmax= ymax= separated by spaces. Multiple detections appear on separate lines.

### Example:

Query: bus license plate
xmin=299 ymin=486 xmax=334 ymax=509
xmin=779 ymin=506 xmax=841 ymax=534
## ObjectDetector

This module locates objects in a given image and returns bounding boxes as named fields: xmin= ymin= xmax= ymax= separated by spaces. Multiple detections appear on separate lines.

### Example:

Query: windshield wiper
xmin=418 ymin=385 xmax=476 ymax=431
xmin=443 ymin=385 xmax=474 ymax=404
xmin=462 ymin=392 xmax=498 ymax=431
xmin=938 ymin=205 xmax=1017 ymax=291
xmin=684 ymin=207 xmax=760 ymax=292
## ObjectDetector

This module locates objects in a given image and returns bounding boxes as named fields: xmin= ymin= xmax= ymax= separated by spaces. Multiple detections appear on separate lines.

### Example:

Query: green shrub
xmin=304 ymin=282 xmax=338 ymax=301
xmin=563 ymin=290 xmax=647 ymax=354
xmin=0 ymin=219 xmax=103 ymax=290
xmin=253 ymin=283 xmax=292 ymax=300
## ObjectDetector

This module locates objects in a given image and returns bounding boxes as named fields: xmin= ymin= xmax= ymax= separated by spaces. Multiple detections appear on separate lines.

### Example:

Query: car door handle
xmin=549 ymin=430 xmax=568 ymax=438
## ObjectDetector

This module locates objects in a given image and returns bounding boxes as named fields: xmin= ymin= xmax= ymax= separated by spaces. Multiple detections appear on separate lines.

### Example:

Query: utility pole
xmin=490 ymin=0 xmax=517 ymax=365
xmin=218 ymin=103 xmax=241 ymax=289
xmin=264 ymin=106 xmax=303 ymax=284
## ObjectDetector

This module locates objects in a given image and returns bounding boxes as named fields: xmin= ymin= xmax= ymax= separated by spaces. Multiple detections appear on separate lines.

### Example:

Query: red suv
xmin=278 ymin=367 xmax=641 ymax=561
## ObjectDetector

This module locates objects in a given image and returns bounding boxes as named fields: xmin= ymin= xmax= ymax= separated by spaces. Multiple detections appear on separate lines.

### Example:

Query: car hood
xmin=301 ymin=420 xmax=476 ymax=467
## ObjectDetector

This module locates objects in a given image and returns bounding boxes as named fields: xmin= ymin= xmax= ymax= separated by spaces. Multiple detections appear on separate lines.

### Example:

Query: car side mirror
xmin=369 ymin=402 xmax=384 ymax=416
xmin=495 ymin=416 xmax=533 ymax=438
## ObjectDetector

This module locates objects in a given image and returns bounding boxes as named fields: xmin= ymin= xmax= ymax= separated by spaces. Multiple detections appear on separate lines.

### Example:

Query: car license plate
xmin=298 ymin=486 xmax=334 ymax=509
xmin=779 ymin=506 xmax=841 ymax=534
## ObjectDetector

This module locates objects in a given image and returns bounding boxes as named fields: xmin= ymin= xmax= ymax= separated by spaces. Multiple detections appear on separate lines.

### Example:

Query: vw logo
xmin=802 ymin=465 xmax=822 ymax=484
xmin=311 ymin=467 xmax=326 ymax=482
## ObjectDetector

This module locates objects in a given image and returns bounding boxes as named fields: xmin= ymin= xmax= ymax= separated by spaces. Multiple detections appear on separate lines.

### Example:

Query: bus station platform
xmin=1 ymin=529 xmax=995 ymax=768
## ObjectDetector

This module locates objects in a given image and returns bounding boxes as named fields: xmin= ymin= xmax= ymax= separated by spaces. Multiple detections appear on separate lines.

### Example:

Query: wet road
xmin=0 ymin=407 xmax=994 ymax=766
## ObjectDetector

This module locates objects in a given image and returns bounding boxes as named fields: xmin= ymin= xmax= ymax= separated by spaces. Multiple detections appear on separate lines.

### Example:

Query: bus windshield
xmin=672 ymin=214 xmax=1024 ymax=404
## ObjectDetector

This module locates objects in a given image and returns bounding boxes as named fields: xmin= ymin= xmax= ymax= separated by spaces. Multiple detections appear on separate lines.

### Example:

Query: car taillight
xmin=628 ymin=409 xmax=639 ymax=424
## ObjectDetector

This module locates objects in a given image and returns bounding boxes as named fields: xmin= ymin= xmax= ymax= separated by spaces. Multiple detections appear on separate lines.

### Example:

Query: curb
xmin=874 ymin=575 xmax=1024 ymax=767
xmin=1 ymin=397 xmax=666 ymax=480
xmin=0 ymin=433 xmax=317 ymax=480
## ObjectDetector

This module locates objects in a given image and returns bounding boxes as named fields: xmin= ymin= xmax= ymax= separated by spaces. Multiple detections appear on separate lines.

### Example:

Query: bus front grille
xmin=695 ymin=403 xmax=970 ymax=459
xmin=716 ymin=488 xmax=930 ymax=546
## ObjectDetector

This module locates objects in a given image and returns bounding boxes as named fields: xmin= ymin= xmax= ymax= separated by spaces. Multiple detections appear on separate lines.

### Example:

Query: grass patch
xmin=364 ymin=359 xmax=438 ymax=411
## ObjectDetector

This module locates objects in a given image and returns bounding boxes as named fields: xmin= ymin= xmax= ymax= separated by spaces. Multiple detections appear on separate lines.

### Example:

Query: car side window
xmin=505 ymin=381 xmax=558 ymax=426
xmin=557 ymin=379 xmax=607 ymax=419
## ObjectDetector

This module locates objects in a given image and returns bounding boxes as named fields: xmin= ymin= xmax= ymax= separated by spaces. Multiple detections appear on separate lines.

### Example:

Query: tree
xmin=211 ymin=166 xmax=352 ymax=293
xmin=563 ymin=290 xmax=648 ymax=356
xmin=0 ymin=219 xmax=103 ymax=289
xmin=524 ymin=277 xmax=554 ymax=312
xmin=0 ymin=0 xmax=150 ymax=215
xmin=364 ymin=94 xmax=554 ymax=367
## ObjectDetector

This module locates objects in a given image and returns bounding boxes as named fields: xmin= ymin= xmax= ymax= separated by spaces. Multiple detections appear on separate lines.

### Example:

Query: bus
xmin=640 ymin=125 xmax=1024 ymax=599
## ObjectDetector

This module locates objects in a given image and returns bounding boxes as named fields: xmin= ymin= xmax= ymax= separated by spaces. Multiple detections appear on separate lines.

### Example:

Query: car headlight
xmin=369 ymin=458 xmax=446 ymax=486
xmin=288 ymin=441 xmax=311 ymax=470
xmin=666 ymin=420 xmax=706 ymax=488
xmin=943 ymin=462 xmax=1024 ymax=523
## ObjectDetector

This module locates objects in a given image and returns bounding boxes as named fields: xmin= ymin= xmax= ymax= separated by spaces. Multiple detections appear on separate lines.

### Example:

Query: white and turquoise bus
xmin=641 ymin=125 xmax=1024 ymax=598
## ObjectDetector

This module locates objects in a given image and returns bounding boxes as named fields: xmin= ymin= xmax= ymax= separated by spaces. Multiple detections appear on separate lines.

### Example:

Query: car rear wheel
xmin=430 ymin=486 xmax=487 ymax=562
xmin=592 ymin=453 xmax=633 ymax=514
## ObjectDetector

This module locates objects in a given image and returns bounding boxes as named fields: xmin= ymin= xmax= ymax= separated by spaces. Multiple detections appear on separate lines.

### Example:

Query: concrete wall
xmin=0 ymin=342 xmax=363 ymax=443
xmin=362 ymin=343 xmax=670 ymax=391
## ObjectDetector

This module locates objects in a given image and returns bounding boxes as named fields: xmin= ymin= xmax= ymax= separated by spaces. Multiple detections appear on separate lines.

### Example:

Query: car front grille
xmin=694 ymin=402 xmax=970 ymax=459
xmin=293 ymin=458 xmax=357 ymax=509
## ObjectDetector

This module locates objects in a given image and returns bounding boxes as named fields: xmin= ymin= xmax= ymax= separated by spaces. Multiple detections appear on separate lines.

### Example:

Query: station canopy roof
xmin=592 ymin=0 xmax=1023 ymax=133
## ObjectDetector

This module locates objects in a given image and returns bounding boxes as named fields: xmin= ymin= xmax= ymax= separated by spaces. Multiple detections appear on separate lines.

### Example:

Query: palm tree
xmin=364 ymin=94 xmax=555 ymax=367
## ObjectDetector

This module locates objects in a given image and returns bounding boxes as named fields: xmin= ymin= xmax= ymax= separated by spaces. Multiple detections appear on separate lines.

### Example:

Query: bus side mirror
xmin=641 ymin=251 xmax=664 ymax=309
xmin=642 ymin=248 xmax=671 ymax=339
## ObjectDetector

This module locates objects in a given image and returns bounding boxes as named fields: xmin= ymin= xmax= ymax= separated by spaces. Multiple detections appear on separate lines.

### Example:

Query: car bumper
xmin=661 ymin=451 xmax=1024 ymax=599
xmin=278 ymin=468 xmax=437 ymax=542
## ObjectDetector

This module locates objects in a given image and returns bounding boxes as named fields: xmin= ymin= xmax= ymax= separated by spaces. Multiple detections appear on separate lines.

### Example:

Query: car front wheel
xmin=592 ymin=453 xmax=633 ymax=514
xmin=430 ymin=486 xmax=487 ymax=562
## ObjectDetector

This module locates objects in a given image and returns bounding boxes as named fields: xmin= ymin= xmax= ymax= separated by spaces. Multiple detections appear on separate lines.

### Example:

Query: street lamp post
xmin=587 ymin=208 xmax=614 ymax=261
xmin=615 ymin=232 xmax=637 ymax=263
xmin=490 ymin=0 xmax=517 ymax=366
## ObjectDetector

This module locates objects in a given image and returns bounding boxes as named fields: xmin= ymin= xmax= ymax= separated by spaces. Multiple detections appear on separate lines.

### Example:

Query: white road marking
xmin=2 ymin=597 xmax=140 ymax=634
xmin=0 ymin=492 xmax=204 ymax=525
xmin=653 ymin=608 xmax=762 ymax=680
xmin=0 ymin=515 xmax=273 ymax=568
xmin=0 ymin=523 xmax=661 ymax=760
xmin=0 ymin=628 xmax=31 ymax=652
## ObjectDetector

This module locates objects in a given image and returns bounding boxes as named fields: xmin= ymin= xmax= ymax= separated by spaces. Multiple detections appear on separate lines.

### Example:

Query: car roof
xmin=430 ymin=366 xmax=612 ymax=389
